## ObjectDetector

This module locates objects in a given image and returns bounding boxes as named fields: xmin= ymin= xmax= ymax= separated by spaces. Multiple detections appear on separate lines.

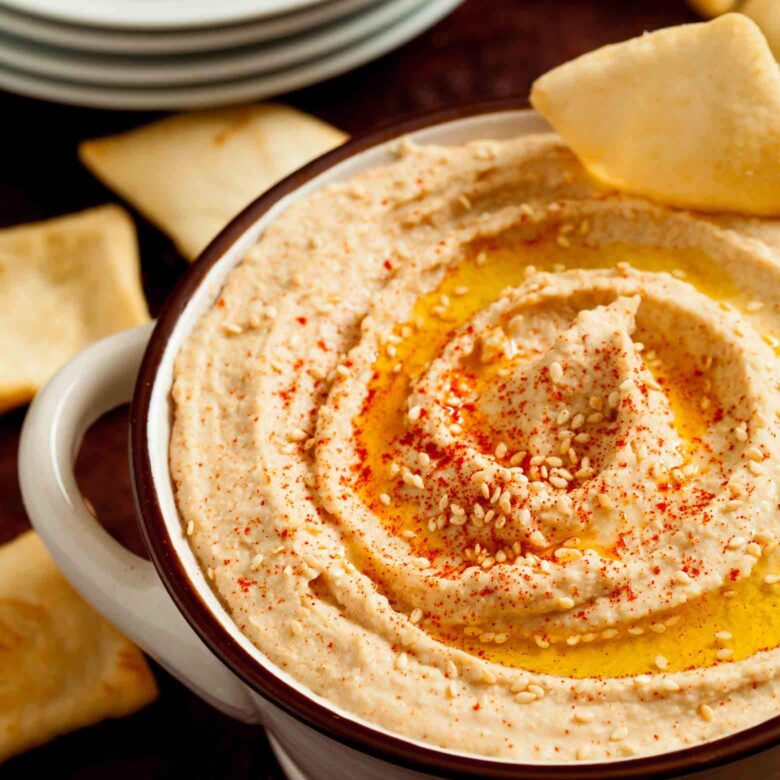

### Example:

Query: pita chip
xmin=0 ymin=531 xmax=157 ymax=763
xmin=742 ymin=0 xmax=780 ymax=59
xmin=531 ymin=14 xmax=780 ymax=216
xmin=687 ymin=0 xmax=739 ymax=17
xmin=0 ymin=204 xmax=149 ymax=413
xmin=79 ymin=103 xmax=348 ymax=260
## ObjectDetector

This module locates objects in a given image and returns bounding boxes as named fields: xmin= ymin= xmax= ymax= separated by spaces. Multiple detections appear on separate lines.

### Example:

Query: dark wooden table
xmin=0 ymin=0 xmax=697 ymax=776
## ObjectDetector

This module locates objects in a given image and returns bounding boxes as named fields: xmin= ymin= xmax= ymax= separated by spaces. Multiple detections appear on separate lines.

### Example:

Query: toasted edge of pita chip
xmin=79 ymin=103 xmax=348 ymax=261
xmin=0 ymin=531 xmax=158 ymax=763
xmin=530 ymin=14 xmax=780 ymax=216
xmin=0 ymin=204 xmax=149 ymax=413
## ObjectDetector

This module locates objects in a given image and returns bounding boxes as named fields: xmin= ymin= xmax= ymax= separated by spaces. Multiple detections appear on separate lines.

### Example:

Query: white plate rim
xmin=0 ymin=0 xmax=462 ymax=110
xmin=0 ymin=0 xmax=331 ymax=30
xmin=0 ymin=0 xmax=425 ymax=86
xmin=0 ymin=0 xmax=380 ymax=54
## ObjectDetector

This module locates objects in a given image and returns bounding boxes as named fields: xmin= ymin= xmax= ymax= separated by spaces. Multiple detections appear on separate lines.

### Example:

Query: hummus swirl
xmin=171 ymin=136 xmax=780 ymax=761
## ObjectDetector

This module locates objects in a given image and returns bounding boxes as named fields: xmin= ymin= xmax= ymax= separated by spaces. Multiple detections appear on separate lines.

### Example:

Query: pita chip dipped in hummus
xmin=531 ymin=14 xmax=780 ymax=216
xmin=0 ymin=531 xmax=157 ymax=763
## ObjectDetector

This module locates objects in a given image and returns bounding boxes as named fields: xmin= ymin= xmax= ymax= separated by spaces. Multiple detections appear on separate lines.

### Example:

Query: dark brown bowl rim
xmin=129 ymin=97 xmax=780 ymax=779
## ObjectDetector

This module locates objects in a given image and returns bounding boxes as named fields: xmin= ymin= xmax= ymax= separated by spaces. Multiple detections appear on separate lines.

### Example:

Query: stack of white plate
xmin=0 ymin=0 xmax=461 ymax=110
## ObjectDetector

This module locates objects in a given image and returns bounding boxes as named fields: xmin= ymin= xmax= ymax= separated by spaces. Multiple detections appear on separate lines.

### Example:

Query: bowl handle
xmin=19 ymin=323 xmax=261 ymax=724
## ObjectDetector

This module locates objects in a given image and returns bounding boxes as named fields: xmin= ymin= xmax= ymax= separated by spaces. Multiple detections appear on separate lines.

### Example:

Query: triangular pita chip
xmin=0 ymin=531 xmax=157 ymax=762
xmin=531 ymin=14 xmax=780 ymax=216
xmin=79 ymin=103 xmax=348 ymax=261
xmin=0 ymin=205 xmax=148 ymax=413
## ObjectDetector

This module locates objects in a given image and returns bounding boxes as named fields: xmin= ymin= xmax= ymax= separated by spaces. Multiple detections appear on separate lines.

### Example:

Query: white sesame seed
xmin=674 ymin=570 xmax=692 ymax=585
xmin=550 ymin=361 xmax=564 ymax=384
xmin=597 ymin=493 xmax=613 ymax=510
xmin=554 ymin=547 xmax=583 ymax=562
xmin=410 ymin=608 xmax=423 ymax=624
xmin=558 ymin=596 xmax=575 ymax=610
xmin=655 ymin=655 xmax=669 ymax=670
xmin=611 ymin=726 xmax=629 ymax=741
xmin=716 ymin=648 xmax=734 ymax=661
xmin=286 ymin=427 xmax=308 ymax=442
xmin=699 ymin=703 xmax=714 ymax=721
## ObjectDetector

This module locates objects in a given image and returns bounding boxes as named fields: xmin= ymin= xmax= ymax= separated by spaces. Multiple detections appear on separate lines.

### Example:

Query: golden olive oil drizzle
xmin=353 ymin=235 xmax=780 ymax=676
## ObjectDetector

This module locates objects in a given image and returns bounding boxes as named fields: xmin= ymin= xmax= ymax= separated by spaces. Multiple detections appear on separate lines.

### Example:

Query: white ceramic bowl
xmin=19 ymin=105 xmax=780 ymax=780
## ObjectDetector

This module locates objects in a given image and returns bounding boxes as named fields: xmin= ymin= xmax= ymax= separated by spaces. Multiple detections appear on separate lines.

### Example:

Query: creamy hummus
xmin=171 ymin=135 xmax=780 ymax=762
